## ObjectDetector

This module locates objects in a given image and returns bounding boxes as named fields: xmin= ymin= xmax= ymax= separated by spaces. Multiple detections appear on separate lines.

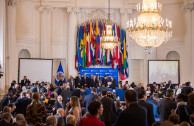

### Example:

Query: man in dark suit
xmin=55 ymin=83 xmax=64 ymax=95
xmin=14 ymin=91 xmax=32 ymax=116
xmin=68 ymin=75 xmax=75 ymax=91
xmin=61 ymin=86 xmax=72 ymax=108
xmin=157 ymin=89 xmax=176 ymax=122
xmin=102 ymin=75 xmax=108 ymax=87
xmin=115 ymin=90 xmax=147 ymax=126
xmin=110 ymin=76 xmax=116 ymax=89
xmin=138 ymin=90 xmax=155 ymax=126
xmin=31 ymin=83 xmax=41 ymax=93
xmin=90 ymin=75 xmax=98 ymax=88
xmin=100 ymin=90 xmax=116 ymax=126
xmin=75 ymin=73 xmax=82 ymax=88
xmin=54 ymin=108 xmax=65 ymax=126
xmin=55 ymin=95 xmax=65 ymax=111
xmin=81 ymin=73 xmax=89 ymax=88
xmin=40 ymin=83 xmax=48 ymax=93
xmin=0 ymin=113 xmax=12 ymax=126
xmin=83 ymin=88 xmax=97 ymax=112
xmin=182 ymin=82 xmax=193 ymax=96
xmin=21 ymin=76 xmax=30 ymax=87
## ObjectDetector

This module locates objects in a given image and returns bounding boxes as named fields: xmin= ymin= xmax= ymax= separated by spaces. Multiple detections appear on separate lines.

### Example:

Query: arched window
xmin=18 ymin=49 xmax=31 ymax=58
xmin=166 ymin=51 xmax=180 ymax=60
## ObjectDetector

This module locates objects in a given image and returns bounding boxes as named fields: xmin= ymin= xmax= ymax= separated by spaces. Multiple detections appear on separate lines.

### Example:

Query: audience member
xmin=184 ymin=92 xmax=194 ymax=120
xmin=65 ymin=96 xmax=81 ymax=123
xmin=179 ymin=121 xmax=190 ymax=126
xmin=181 ymin=82 xmax=193 ymax=96
xmin=14 ymin=91 xmax=32 ymax=116
xmin=160 ymin=120 xmax=173 ymax=126
xmin=78 ymin=101 xmax=105 ymax=126
xmin=66 ymin=115 xmax=76 ymax=126
xmin=26 ymin=93 xmax=47 ymax=126
xmin=115 ymin=90 xmax=147 ymax=126
xmin=0 ymin=113 xmax=12 ymax=126
xmin=168 ymin=113 xmax=180 ymax=125
xmin=68 ymin=75 xmax=75 ymax=91
xmin=175 ymin=93 xmax=189 ymax=123
xmin=190 ymin=114 xmax=194 ymax=126
xmin=83 ymin=88 xmax=97 ymax=112
xmin=16 ymin=120 xmax=27 ymax=126
xmin=55 ymin=83 xmax=64 ymax=95
xmin=55 ymin=95 xmax=65 ymax=111
xmin=46 ymin=116 xmax=57 ymax=126
xmin=54 ymin=108 xmax=65 ymax=126
xmin=100 ymin=90 xmax=116 ymax=126
xmin=61 ymin=85 xmax=72 ymax=108
xmin=138 ymin=89 xmax=155 ymax=126
xmin=157 ymin=89 xmax=176 ymax=122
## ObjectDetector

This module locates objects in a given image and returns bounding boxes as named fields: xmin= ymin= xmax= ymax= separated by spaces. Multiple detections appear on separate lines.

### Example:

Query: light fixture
xmin=100 ymin=0 xmax=118 ymax=50
xmin=127 ymin=0 xmax=173 ymax=53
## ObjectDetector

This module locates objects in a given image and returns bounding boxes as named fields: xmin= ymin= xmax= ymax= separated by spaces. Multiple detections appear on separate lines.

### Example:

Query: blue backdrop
xmin=80 ymin=68 xmax=118 ymax=86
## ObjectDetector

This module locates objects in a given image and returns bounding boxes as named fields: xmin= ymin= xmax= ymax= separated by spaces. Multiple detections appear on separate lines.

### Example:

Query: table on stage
xmin=73 ymin=88 xmax=125 ymax=101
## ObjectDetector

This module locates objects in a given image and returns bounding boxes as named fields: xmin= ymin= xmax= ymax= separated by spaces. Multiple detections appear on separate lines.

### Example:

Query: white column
xmin=120 ymin=9 xmax=132 ymax=84
xmin=39 ymin=6 xmax=52 ymax=58
xmin=184 ymin=1 xmax=194 ymax=86
xmin=67 ymin=7 xmax=79 ymax=77
xmin=6 ymin=0 xmax=18 ymax=86
xmin=0 ymin=0 xmax=6 ymax=97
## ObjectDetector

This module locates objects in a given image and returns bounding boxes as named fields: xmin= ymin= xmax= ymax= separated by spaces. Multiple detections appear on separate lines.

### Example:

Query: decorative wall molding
xmin=184 ymin=0 xmax=194 ymax=10
xmin=7 ymin=0 xmax=18 ymax=7
xmin=39 ymin=6 xmax=53 ymax=13
xmin=67 ymin=7 xmax=80 ymax=14
xmin=78 ymin=8 xmax=120 ymax=25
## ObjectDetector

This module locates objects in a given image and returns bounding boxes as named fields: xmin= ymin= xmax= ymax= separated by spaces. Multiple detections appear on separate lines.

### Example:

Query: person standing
xmin=81 ymin=74 xmax=89 ymax=88
xmin=100 ymin=91 xmax=116 ymax=126
xmin=75 ymin=73 xmax=82 ymax=88
xmin=157 ymin=89 xmax=176 ymax=122
xmin=78 ymin=101 xmax=105 ymax=126
xmin=114 ymin=90 xmax=147 ymax=126
xmin=138 ymin=90 xmax=155 ymax=126
xmin=26 ymin=93 xmax=47 ymax=126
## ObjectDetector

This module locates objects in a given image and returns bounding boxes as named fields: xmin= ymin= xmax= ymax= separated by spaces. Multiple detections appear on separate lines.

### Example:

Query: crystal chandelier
xmin=127 ymin=0 xmax=173 ymax=52
xmin=100 ymin=0 xmax=118 ymax=50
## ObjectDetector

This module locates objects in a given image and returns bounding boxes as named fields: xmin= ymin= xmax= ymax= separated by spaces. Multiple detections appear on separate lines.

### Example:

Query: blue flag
xmin=55 ymin=62 xmax=66 ymax=85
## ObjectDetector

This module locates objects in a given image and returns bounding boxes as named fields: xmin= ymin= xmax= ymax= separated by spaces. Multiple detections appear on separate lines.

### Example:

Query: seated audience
xmin=0 ymin=113 xmax=12 ymax=126
xmin=179 ymin=121 xmax=190 ymax=126
xmin=66 ymin=115 xmax=76 ymax=126
xmin=115 ymin=90 xmax=147 ymax=126
xmin=78 ymin=101 xmax=105 ymax=126
xmin=26 ymin=93 xmax=47 ymax=126
xmin=46 ymin=116 xmax=57 ymax=126
xmin=157 ymin=89 xmax=176 ymax=122
xmin=168 ymin=114 xmax=180 ymax=125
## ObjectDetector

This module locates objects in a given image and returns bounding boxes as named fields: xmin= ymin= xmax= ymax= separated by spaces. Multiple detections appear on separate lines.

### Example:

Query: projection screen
xmin=148 ymin=60 xmax=179 ymax=84
xmin=19 ymin=59 xmax=53 ymax=83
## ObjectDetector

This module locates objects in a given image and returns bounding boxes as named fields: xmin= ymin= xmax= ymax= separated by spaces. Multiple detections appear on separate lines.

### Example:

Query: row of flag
xmin=75 ymin=20 xmax=129 ymax=80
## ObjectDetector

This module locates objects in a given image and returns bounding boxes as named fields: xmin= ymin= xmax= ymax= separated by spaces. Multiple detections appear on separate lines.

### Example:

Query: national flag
xmin=55 ymin=62 xmax=66 ymax=85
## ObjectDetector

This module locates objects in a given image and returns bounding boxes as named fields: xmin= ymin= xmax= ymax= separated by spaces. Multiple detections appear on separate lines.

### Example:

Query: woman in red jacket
xmin=78 ymin=101 xmax=105 ymax=126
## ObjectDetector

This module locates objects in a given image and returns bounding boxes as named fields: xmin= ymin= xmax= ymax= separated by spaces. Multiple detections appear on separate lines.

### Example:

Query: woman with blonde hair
xmin=66 ymin=96 xmax=82 ymax=124
xmin=26 ymin=93 xmax=47 ymax=126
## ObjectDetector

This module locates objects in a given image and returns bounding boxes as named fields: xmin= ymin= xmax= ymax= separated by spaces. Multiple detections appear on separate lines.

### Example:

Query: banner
xmin=80 ymin=68 xmax=118 ymax=86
